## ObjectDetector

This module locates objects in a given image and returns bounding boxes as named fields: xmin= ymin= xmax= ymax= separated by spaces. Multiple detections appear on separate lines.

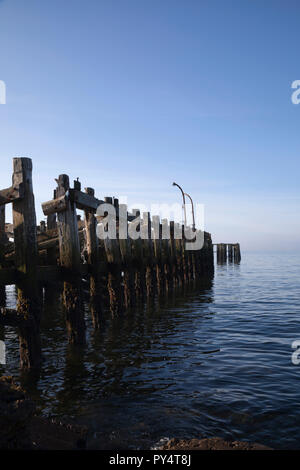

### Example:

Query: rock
xmin=159 ymin=437 xmax=272 ymax=450
xmin=0 ymin=376 xmax=35 ymax=449
xmin=30 ymin=416 xmax=88 ymax=450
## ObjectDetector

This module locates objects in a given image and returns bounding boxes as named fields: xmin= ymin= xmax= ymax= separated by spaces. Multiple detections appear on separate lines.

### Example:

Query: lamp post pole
xmin=172 ymin=182 xmax=187 ymax=227
xmin=184 ymin=192 xmax=195 ymax=231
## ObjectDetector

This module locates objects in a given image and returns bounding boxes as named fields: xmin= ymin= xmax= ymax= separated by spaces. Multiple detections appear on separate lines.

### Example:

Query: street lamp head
xmin=172 ymin=182 xmax=176 ymax=186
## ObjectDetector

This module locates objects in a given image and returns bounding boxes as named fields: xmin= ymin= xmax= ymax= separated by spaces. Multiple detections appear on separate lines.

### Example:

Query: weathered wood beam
xmin=56 ymin=174 xmax=86 ymax=344
xmin=84 ymin=187 xmax=102 ymax=328
xmin=0 ymin=183 xmax=24 ymax=205
xmin=69 ymin=189 xmax=102 ymax=211
xmin=0 ymin=308 xmax=26 ymax=327
xmin=42 ymin=194 xmax=68 ymax=216
xmin=12 ymin=157 xmax=41 ymax=370
xmin=0 ymin=206 xmax=8 ymax=244
xmin=0 ymin=264 xmax=91 ymax=286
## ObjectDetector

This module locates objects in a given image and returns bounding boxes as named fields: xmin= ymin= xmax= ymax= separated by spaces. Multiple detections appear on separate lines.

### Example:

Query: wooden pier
xmin=213 ymin=243 xmax=241 ymax=264
xmin=0 ymin=158 xmax=238 ymax=371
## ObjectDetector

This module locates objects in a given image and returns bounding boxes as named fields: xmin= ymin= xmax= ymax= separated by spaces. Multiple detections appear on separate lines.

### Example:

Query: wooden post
xmin=228 ymin=244 xmax=233 ymax=262
xmin=161 ymin=219 xmax=172 ymax=292
xmin=185 ymin=227 xmax=196 ymax=282
xmin=0 ymin=205 xmax=7 ymax=270
xmin=233 ymin=243 xmax=241 ymax=263
xmin=40 ymin=220 xmax=46 ymax=233
xmin=174 ymin=223 xmax=183 ymax=286
xmin=217 ymin=244 xmax=226 ymax=264
xmin=56 ymin=174 xmax=85 ymax=344
xmin=223 ymin=243 xmax=227 ymax=263
xmin=47 ymin=215 xmax=57 ymax=230
xmin=181 ymin=225 xmax=188 ymax=284
xmin=101 ymin=203 xmax=123 ymax=315
xmin=131 ymin=209 xmax=145 ymax=302
xmin=152 ymin=216 xmax=163 ymax=295
xmin=142 ymin=212 xmax=155 ymax=300
xmin=0 ymin=205 xmax=7 ymax=245
xmin=169 ymin=221 xmax=175 ymax=284
xmin=12 ymin=157 xmax=41 ymax=370
xmin=84 ymin=187 xmax=102 ymax=329
xmin=45 ymin=191 xmax=58 ymax=266
xmin=119 ymin=205 xmax=135 ymax=309
xmin=0 ymin=206 xmax=6 ymax=306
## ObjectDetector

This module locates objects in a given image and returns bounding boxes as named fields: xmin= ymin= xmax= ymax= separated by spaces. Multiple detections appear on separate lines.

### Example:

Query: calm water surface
xmin=1 ymin=252 xmax=300 ymax=449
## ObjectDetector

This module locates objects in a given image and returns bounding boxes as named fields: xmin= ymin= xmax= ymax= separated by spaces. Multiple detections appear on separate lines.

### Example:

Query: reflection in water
xmin=1 ymin=253 xmax=300 ymax=449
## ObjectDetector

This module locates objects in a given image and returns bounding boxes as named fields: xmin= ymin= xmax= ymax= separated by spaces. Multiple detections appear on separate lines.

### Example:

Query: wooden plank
xmin=69 ymin=189 xmax=102 ymax=212
xmin=42 ymin=194 xmax=68 ymax=216
xmin=0 ymin=308 xmax=26 ymax=327
xmin=0 ymin=183 xmax=24 ymax=205
xmin=0 ymin=206 xmax=7 ymax=270
xmin=0 ymin=206 xmax=7 ymax=244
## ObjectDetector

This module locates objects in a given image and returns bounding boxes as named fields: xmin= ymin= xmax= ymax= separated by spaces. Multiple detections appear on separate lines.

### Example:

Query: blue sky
xmin=0 ymin=0 xmax=300 ymax=250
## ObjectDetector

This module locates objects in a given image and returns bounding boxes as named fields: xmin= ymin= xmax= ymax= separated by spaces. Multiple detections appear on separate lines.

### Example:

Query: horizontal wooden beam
xmin=0 ymin=264 xmax=92 ymax=286
xmin=42 ymin=194 xmax=68 ymax=216
xmin=0 ymin=183 xmax=24 ymax=205
xmin=0 ymin=308 xmax=26 ymax=326
xmin=42 ymin=190 xmax=103 ymax=215
xmin=69 ymin=189 xmax=102 ymax=211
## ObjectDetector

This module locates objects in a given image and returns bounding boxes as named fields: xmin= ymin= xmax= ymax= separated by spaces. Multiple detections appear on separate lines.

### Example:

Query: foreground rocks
xmin=30 ymin=416 xmax=88 ymax=450
xmin=0 ymin=375 xmax=87 ymax=450
xmin=0 ymin=376 xmax=35 ymax=449
xmin=160 ymin=437 xmax=272 ymax=450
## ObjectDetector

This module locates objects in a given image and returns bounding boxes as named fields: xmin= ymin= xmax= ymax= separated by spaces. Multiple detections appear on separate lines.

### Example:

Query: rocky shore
xmin=159 ymin=437 xmax=272 ymax=450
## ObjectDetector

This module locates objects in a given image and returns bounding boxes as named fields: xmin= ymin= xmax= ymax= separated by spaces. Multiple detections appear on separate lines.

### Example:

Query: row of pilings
xmin=215 ymin=243 xmax=241 ymax=264
xmin=0 ymin=158 xmax=215 ymax=371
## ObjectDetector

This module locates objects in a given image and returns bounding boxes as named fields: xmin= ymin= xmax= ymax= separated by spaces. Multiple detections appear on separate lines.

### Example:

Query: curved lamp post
xmin=172 ymin=181 xmax=187 ymax=227
xmin=184 ymin=192 xmax=195 ymax=231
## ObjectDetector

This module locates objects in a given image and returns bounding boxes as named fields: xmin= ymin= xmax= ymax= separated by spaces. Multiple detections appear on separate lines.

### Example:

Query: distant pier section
xmin=213 ymin=243 xmax=241 ymax=264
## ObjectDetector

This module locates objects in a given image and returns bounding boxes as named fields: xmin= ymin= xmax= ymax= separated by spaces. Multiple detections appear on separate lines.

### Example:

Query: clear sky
xmin=0 ymin=0 xmax=300 ymax=250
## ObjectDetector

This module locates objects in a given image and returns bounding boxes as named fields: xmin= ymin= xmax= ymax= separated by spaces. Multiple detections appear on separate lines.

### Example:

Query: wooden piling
xmin=217 ymin=243 xmax=226 ymax=264
xmin=84 ymin=187 xmax=102 ymax=329
xmin=131 ymin=210 xmax=146 ymax=302
xmin=119 ymin=205 xmax=135 ymax=309
xmin=101 ymin=200 xmax=124 ymax=316
xmin=162 ymin=219 xmax=172 ymax=292
xmin=228 ymin=244 xmax=233 ymax=262
xmin=142 ymin=212 xmax=155 ymax=300
xmin=152 ymin=216 xmax=163 ymax=295
xmin=12 ymin=157 xmax=41 ymax=370
xmin=0 ymin=206 xmax=6 ymax=305
xmin=56 ymin=174 xmax=85 ymax=344
xmin=233 ymin=243 xmax=241 ymax=263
